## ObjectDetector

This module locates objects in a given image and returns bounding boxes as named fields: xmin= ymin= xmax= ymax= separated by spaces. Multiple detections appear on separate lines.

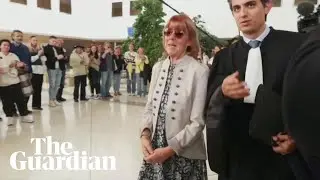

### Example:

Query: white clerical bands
xmin=244 ymin=40 xmax=263 ymax=104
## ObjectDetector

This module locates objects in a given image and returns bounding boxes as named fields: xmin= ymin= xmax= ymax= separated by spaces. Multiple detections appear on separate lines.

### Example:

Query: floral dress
xmin=138 ymin=62 xmax=207 ymax=180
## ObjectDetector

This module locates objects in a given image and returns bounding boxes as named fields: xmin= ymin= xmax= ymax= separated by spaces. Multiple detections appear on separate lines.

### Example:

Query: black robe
xmin=205 ymin=27 xmax=306 ymax=180
xmin=283 ymin=25 xmax=320 ymax=179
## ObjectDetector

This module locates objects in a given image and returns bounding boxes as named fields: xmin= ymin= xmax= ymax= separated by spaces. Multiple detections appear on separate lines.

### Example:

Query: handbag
xmin=17 ymin=66 xmax=33 ymax=97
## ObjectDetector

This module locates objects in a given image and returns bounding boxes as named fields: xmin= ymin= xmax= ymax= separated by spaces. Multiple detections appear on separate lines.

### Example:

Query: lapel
xmin=232 ymin=38 xmax=251 ymax=81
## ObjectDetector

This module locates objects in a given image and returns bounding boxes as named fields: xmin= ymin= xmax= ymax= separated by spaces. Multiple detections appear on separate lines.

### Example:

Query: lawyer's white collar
xmin=242 ymin=25 xmax=271 ymax=44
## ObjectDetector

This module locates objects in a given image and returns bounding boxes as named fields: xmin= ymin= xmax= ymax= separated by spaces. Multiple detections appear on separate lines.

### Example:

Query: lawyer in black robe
xmin=283 ymin=25 xmax=320 ymax=180
xmin=205 ymin=27 xmax=305 ymax=180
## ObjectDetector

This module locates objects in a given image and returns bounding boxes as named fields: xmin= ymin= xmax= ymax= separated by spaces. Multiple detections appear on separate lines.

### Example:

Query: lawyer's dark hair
xmin=227 ymin=0 xmax=270 ymax=9
xmin=227 ymin=0 xmax=269 ymax=20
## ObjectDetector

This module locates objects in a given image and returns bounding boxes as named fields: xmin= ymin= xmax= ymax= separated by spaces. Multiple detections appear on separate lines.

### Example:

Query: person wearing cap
xmin=70 ymin=45 xmax=89 ymax=102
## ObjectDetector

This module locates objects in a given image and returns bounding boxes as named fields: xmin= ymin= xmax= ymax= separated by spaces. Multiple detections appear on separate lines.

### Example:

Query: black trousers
xmin=89 ymin=68 xmax=100 ymax=95
xmin=31 ymin=74 xmax=44 ymax=108
xmin=73 ymin=75 xmax=87 ymax=100
xmin=0 ymin=83 xmax=28 ymax=117
xmin=56 ymin=70 xmax=66 ymax=99
xmin=305 ymin=156 xmax=320 ymax=180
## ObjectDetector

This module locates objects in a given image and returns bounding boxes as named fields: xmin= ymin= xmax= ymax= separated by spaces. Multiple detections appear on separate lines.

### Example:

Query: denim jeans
xmin=136 ymin=74 xmax=145 ymax=96
xmin=113 ymin=73 xmax=121 ymax=93
xmin=100 ymin=70 xmax=113 ymax=97
xmin=48 ymin=69 xmax=62 ymax=101
xmin=127 ymin=70 xmax=136 ymax=94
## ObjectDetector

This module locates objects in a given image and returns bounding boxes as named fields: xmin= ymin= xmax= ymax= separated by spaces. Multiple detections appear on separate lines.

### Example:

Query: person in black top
xmin=205 ymin=0 xmax=306 ymax=180
xmin=283 ymin=25 xmax=320 ymax=180
xmin=43 ymin=36 xmax=65 ymax=107
xmin=55 ymin=38 xmax=67 ymax=102
xmin=113 ymin=46 xmax=125 ymax=96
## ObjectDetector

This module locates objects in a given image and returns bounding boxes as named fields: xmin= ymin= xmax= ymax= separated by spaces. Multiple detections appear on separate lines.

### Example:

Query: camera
xmin=297 ymin=2 xmax=320 ymax=33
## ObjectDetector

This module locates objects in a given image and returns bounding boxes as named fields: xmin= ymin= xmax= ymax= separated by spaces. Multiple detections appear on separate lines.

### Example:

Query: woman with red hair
xmin=138 ymin=14 xmax=209 ymax=179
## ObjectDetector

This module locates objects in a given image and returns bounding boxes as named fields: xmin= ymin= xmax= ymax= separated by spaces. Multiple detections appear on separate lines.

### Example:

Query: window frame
xmin=272 ymin=0 xmax=282 ymax=7
xmin=112 ymin=2 xmax=123 ymax=17
xmin=37 ymin=0 xmax=52 ymax=10
xmin=10 ymin=0 xmax=27 ymax=5
xmin=130 ymin=1 xmax=140 ymax=16
xmin=294 ymin=0 xmax=318 ymax=5
xmin=60 ymin=0 xmax=72 ymax=14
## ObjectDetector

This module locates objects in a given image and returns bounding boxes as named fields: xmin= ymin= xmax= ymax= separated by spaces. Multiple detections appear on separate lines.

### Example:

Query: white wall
xmin=0 ymin=0 xmax=313 ymax=40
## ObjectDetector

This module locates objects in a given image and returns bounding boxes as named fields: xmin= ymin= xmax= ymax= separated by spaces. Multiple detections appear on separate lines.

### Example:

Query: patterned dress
xmin=138 ymin=63 xmax=207 ymax=180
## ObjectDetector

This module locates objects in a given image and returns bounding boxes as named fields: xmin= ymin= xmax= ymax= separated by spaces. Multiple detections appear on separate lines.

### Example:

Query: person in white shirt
xmin=28 ymin=36 xmax=47 ymax=110
xmin=0 ymin=39 xmax=34 ymax=126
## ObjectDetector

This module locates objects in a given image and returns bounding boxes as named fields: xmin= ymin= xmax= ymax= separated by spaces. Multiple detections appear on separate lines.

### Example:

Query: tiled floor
xmin=0 ymin=85 xmax=218 ymax=180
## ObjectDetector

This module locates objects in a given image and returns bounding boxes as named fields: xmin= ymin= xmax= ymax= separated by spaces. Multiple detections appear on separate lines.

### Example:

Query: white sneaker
xmin=54 ymin=100 xmax=61 ymax=106
xmin=21 ymin=115 xmax=34 ymax=123
xmin=49 ymin=100 xmax=56 ymax=107
xmin=7 ymin=117 xmax=14 ymax=126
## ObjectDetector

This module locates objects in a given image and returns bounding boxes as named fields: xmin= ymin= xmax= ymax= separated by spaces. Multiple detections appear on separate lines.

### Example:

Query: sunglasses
xmin=164 ymin=29 xmax=185 ymax=39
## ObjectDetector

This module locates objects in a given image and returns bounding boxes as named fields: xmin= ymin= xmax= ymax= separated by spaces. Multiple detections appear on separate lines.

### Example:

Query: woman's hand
xmin=144 ymin=147 xmax=175 ymax=164
xmin=16 ymin=62 xmax=25 ymax=68
xmin=141 ymin=136 xmax=154 ymax=159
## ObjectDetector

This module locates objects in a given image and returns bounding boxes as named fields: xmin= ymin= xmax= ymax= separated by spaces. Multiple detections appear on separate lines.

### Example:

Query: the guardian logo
xmin=9 ymin=136 xmax=116 ymax=171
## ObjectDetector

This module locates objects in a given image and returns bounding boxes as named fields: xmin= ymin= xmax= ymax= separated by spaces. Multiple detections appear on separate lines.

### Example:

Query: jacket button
xmin=159 ymin=84 xmax=162 ymax=86
xmin=153 ymin=113 xmax=155 ymax=116
xmin=175 ymin=92 xmax=178 ymax=96
xmin=156 ymin=91 xmax=159 ymax=94
xmin=172 ymin=117 xmax=176 ymax=120
xmin=171 ymin=109 xmax=175 ymax=112
xmin=176 ymin=85 xmax=180 ymax=88
xmin=154 ymin=106 xmax=156 ymax=109
xmin=153 ymin=98 xmax=157 ymax=101
xmin=163 ymin=70 xmax=166 ymax=72
xmin=178 ymin=77 xmax=182 ymax=80
xmin=161 ymin=77 xmax=164 ymax=80
xmin=180 ymin=69 xmax=183 ymax=72
xmin=172 ymin=101 xmax=176 ymax=104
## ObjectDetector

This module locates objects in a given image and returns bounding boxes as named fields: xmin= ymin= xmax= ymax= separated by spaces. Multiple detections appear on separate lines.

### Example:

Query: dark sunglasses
xmin=164 ymin=29 xmax=185 ymax=39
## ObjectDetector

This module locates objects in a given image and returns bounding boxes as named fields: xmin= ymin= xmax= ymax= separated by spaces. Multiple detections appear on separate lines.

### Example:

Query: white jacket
xmin=140 ymin=55 xmax=209 ymax=160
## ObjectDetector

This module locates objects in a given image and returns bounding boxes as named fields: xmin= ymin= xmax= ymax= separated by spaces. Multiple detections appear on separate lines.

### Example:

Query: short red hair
xmin=163 ymin=14 xmax=200 ymax=59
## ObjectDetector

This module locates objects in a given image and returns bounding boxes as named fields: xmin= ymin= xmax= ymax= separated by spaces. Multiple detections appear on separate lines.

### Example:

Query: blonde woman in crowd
xmin=28 ymin=36 xmax=47 ymax=110
xmin=138 ymin=14 xmax=209 ymax=179
xmin=124 ymin=42 xmax=138 ymax=96
xmin=0 ymin=39 xmax=34 ymax=126
xmin=69 ymin=45 xmax=89 ymax=102
xmin=135 ymin=47 xmax=149 ymax=97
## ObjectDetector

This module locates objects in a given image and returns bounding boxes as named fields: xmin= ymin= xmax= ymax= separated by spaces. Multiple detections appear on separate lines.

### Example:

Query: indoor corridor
xmin=0 ymin=85 xmax=218 ymax=180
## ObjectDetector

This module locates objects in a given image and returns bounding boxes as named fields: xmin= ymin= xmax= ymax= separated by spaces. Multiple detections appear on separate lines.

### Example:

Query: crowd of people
xmin=0 ymin=30 xmax=161 ymax=126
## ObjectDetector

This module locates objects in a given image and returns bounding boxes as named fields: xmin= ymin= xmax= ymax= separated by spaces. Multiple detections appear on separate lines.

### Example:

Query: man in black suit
xmin=283 ymin=25 xmax=320 ymax=180
xmin=205 ymin=0 xmax=306 ymax=179
xmin=55 ymin=38 xmax=67 ymax=102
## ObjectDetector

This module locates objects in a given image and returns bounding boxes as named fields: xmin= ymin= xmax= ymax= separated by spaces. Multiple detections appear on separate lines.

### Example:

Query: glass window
xmin=295 ymin=0 xmax=318 ymax=5
xmin=272 ymin=0 xmax=282 ymax=7
xmin=130 ymin=1 xmax=140 ymax=16
xmin=112 ymin=2 xmax=123 ymax=17
xmin=37 ymin=0 xmax=51 ymax=10
xmin=10 ymin=0 xmax=27 ymax=5
xmin=60 ymin=0 xmax=72 ymax=14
